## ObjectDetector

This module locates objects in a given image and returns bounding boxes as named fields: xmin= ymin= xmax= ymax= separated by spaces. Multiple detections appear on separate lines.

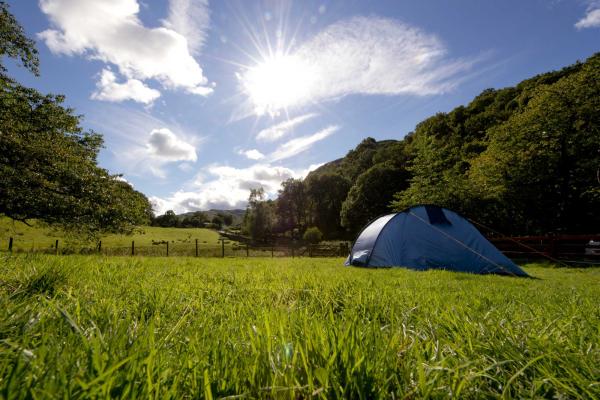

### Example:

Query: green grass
xmin=1 ymin=255 xmax=599 ymax=398
xmin=0 ymin=217 xmax=221 ymax=254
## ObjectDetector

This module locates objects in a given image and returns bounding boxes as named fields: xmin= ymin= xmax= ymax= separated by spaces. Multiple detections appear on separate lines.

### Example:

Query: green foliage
xmin=391 ymin=53 xmax=600 ymax=235
xmin=220 ymin=212 xmax=233 ymax=226
xmin=1 ymin=255 xmax=598 ymax=398
xmin=0 ymin=1 xmax=39 ymax=77
xmin=302 ymin=226 xmax=323 ymax=244
xmin=469 ymin=56 xmax=600 ymax=234
xmin=153 ymin=210 xmax=179 ymax=227
xmin=305 ymin=173 xmax=350 ymax=238
xmin=0 ymin=4 xmax=152 ymax=239
xmin=180 ymin=211 xmax=208 ymax=228
xmin=341 ymin=162 xmax=410 ymax=232
xmin=243 ymin=188 xmax=274 ymax=242
xmin=275 ymin=178 xmax=308 ymax=233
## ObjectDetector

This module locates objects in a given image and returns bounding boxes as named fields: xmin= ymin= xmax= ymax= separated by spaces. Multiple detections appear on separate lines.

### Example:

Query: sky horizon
xmin=5 ymin=0 xmax=600 ymax=214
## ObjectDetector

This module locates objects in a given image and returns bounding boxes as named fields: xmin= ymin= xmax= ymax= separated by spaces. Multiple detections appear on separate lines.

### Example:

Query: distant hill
xmin=178 ymin=209 xmax=245 ymax=226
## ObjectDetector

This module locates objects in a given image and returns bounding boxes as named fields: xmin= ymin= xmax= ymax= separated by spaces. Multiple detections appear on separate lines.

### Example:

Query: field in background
xmin=0 ymin=217 xmax=222 ymax=254
xmin=1 ymin=255 xmax=598 ymax=398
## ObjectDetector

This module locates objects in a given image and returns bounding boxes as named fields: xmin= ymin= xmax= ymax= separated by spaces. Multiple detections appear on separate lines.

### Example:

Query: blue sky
xmin=5 ymin=0 xmax=600 ymax=213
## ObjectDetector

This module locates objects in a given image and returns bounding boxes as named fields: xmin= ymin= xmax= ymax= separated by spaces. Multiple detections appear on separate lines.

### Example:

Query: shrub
xmin=303 ymin=227 xmax=323 ymax=244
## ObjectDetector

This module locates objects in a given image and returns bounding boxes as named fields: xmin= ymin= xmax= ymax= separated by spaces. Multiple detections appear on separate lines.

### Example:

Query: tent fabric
xmin=345 ymin=205 xmax=528 ymax=276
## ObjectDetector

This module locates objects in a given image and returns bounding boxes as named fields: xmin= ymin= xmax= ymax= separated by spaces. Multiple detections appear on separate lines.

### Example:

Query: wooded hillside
xmin=248 ymin=53 xmax=600 ymax=239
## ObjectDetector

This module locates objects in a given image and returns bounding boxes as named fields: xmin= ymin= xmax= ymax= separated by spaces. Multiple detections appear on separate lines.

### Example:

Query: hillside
xmin=178 ymin=209 xmax=246 ymax=226
xmin=295 ymin=52 xmax=600 ymax=237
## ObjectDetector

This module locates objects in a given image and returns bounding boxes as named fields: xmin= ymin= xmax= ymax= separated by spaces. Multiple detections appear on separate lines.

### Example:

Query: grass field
xmin=0 ymin=217 xmax=221 ymax=255
xmin=1 ymin=255 xmax=598 ymax=398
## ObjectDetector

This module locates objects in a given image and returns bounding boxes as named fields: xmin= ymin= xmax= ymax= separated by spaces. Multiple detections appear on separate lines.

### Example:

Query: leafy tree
xmin=302 ymin=226 xmax=323 ymax=244
xmin=0 ymin=2 xmax=153 ymax=238
xmin=341 ymin=162 xmax=410 ymax=233
xmin=211 ymin=215 xmax=223 ymax=229
xmin=0 ymin=1 xmax=38 ymax=78
xmin=153 ymin=210 xmax=178 ymax=227
xmin=339 ymin=137 xmax=379 ymax=181
xmin=242 ymin=188 xmax=274 ymax=242
xmin=469 ymin=57 xmax=600 ymax=234
xmin=305 ymin=173 xmax=350 ymax=238
xmin=181 ymin=211 xmax=207 ymax=228
xmin=275 ymin=178 xmax=308 ymax=233
xmin=221 ymin=213 xmax=233 ymax=226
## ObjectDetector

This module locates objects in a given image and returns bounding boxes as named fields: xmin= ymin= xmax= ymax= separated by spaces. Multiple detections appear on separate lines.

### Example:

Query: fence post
xmin=8 ymin=237 xmax=13 ymax=252
xmin=131 ymin=240 xmax=135 ymax=256
xmin=309 ymin=244 xmax=313 ymax=258
xmin=246 ymin=243 xmax=249 ymax=257
xmin=98 ymin=240 xmax=102 ymax=254
xmin=195 ymin=239 xmax=199 ymax=257
xmin=291 ymin=244 xmax=294 ymax=258
xmin=271 ymin=246 xmax=274 ymax=258
xmin=220 ymin=238 xmax=225 ymax=258
xmin=55 ymin=239 xmax=59 ymax=255
xmin=166 ymin=242 xmax=169 ymax=257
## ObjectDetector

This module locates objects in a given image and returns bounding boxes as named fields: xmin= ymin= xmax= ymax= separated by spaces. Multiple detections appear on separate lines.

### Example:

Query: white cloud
xmin=256 ymin=113 xmax=318 ymax=142
xmin=240 ymin=16 xmax=476 ymax=115
xmin=38 ymin=0 xmax=213 ymax=97
xmin=150 ymin=163 xmax=304 ymax=214
xmin=238 ymin=149 xmax=265 ymax=160
xmin=576 ymin=6 xmax=600 ymax=29
xmin=91 ymin=68 xmax=160 ymax=104
xmin=164 ymin=0 xmax=210 ymax=55
xmin=147 ymin=128 xmax=197 ymax=162
xmin=270 ymin=125 xmax=339 ymax=161
xmin=85 ymin=105 xmax=205 ymax=179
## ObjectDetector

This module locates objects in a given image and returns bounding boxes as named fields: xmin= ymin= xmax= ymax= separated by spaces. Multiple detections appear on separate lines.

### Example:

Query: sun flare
xmin=241 ymin=53 xmax=316 ymax=116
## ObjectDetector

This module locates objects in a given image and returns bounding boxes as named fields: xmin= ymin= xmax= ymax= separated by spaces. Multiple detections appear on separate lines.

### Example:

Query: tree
xmin=469 ymin=57 xmax=600 ymax=234
xmin=305 ymin=173 xmax=350 ymax=238
xmin=221 ymin=213 xmax=233 ymax=226
xmin=341 ymin=162 xmax=410 ymax=233
xmin=0 ymin=2 xmax=39 ymax=79
xmin=211 ymin=215 xmax=223 ymax=229
xmin=302 ymin=226 xmax=323 ymax=244
xmin=153 ymin=210 xmax=179 ymax=227
xmin=275 ymin=178 xmax=308 ymax=233
xmin=0 ymin=3 xmax=152 ymax=238
xmin=242 ymin=188 xmax=274 ymax=242
xmin=181 ymin=211 xmax=207 ymax=227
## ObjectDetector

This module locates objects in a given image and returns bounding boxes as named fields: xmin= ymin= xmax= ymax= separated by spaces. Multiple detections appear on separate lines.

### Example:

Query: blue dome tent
xmin=345 ymin=205 xmax=528 ymax=276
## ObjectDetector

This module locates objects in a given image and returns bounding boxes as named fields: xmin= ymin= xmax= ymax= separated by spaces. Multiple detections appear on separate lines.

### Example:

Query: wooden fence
xmin=489 ymin=234 xmax=600 ymax=264
xmin=0 ymin=237 xmax=350 ymax=258
xmin=2 ymin=234 xmax=598 ymax=265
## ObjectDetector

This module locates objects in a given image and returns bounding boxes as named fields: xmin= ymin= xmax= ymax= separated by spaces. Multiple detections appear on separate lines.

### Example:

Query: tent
xmin=345 ymin=205 xmax=528 ymax=276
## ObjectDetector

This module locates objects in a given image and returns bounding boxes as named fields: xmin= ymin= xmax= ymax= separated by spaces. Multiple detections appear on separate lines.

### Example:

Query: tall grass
xmin=0 ymin=255 xmax=598 ymax=398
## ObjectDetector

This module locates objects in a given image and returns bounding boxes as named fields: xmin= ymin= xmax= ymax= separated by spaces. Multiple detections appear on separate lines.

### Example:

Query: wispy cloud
xmin=240 ymin=16 xmax=478 ymax=115
xmin=270 ymin=125 xmax=339 ymax=162
xmin=164 ymin=0 xmax=210 ymax=55
xmin=256 ymin=113 xmax=318 ymax=142
xmin=38 ymin=0 xmax=213 ymax=99
xmin=575 ymin=2 xmax=600 ymax=29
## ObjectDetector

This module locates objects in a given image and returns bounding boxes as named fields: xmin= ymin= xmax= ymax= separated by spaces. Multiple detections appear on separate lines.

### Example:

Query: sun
xmin=241 ymin=53 xmax=316 ymax=116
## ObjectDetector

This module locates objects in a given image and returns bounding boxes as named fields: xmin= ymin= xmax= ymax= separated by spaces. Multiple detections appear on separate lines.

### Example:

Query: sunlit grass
xmin=1 ymin=255 xmax=598 ymax=398
xmin=0 ymin=217 xmax=220 ymax=253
